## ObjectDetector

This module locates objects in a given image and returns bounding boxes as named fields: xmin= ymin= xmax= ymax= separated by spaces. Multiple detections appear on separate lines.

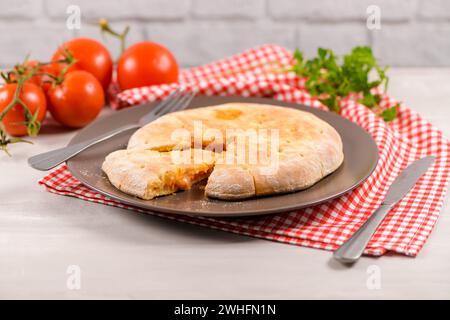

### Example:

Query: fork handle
xmin=333 ymin=204 xmax=393 ymax=263
xmin=28 ymin=124 xmax=140 ymax=171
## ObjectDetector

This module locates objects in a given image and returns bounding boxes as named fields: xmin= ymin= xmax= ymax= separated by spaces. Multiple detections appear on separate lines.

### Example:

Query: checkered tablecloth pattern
xmin=40 ymin=45 xmax=450 ymax=257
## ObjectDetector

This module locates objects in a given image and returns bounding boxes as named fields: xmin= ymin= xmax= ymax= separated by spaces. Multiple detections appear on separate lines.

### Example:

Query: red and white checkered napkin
xmin=40 ymin=45 xmax=450 ymax=257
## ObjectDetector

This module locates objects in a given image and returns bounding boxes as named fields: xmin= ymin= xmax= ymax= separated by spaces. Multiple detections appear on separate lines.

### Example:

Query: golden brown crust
xmin=205 ymin=164 xmax=256 ymax=200
xmin=106 ymin=103 xmax=344 ymax=200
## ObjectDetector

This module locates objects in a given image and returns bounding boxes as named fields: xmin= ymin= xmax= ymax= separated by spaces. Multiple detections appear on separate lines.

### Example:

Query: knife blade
xmin=333 ymin=155 xmax=435 ymax=263
xmin=383 ymin=156 xmax=436 ymax=205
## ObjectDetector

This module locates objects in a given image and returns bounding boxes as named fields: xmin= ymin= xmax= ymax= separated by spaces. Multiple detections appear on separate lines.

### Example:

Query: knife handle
xmin=333 ymin=204 xmax=393 ymax=263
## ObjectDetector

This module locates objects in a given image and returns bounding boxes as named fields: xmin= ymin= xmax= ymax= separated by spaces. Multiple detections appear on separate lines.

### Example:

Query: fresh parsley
xmin=291 ymin=46 xmax=394 ymax=120
xmin=380 ymin=104 xmax=398 ymax=122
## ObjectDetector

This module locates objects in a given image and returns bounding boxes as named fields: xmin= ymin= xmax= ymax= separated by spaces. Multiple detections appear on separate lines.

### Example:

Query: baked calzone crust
xmin=102 ymin=103 xmax=344 ymax=200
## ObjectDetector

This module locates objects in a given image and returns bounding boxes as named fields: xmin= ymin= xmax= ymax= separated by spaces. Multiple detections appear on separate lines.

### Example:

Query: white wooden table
xmin=1 ymin=68 xmax=449 ymax=299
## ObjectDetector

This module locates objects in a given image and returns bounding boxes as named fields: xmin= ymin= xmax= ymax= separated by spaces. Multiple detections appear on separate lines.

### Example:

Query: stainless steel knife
xmin=333 ymin=156 xmax=435 ymax=263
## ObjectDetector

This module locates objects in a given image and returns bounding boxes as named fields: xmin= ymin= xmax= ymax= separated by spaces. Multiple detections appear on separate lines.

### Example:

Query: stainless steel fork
xmin=28 ymin=88 xmax=195 ymax=171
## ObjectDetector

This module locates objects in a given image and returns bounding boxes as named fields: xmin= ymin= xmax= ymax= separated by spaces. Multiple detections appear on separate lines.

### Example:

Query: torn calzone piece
xmin=102 ymin=149 xmax=216 ymax=200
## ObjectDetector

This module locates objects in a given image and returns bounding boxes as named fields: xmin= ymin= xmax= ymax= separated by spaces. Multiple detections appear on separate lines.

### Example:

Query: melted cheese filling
xmin=145 ymin=163 xmax=213 ymax=198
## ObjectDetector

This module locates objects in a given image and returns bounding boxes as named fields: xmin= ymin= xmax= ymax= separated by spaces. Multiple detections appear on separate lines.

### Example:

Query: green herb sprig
xmin=291 ymin=46 xmax=397 ymax=121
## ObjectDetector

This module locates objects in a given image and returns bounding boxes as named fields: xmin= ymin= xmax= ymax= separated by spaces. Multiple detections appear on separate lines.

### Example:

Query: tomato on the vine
xmin=22 ymin=60 xmax=59 ymax=92
xmin=117 ymin=41 xmax=179 ymax=90
xmin=47 ymin=70 xmax=104 ymax=128
xmin=52 ymin=38 xmax=113 ymax=91
xmin=0 ymin=82 xmax=47 ymax=137
xmin=11 ymin=59 xmax=42 ymax=86
xmin=39 ymin=63 xmax=60 ymax=93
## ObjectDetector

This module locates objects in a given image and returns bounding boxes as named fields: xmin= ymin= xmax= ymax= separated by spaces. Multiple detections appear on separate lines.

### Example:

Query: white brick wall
xmin=0 ymin=0 xmax=449 ymax=68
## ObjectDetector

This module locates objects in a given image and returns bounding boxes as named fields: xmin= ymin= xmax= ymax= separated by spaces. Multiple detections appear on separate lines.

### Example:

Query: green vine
xmin=0 ymin=78 xmax=35 ymax=156
xmin=99 ymin=18 xmax=129 ymax=57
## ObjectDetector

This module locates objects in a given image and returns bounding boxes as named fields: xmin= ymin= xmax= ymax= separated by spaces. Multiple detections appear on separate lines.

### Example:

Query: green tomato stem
xmin=99 ymin=18 xmax=129 ymax=56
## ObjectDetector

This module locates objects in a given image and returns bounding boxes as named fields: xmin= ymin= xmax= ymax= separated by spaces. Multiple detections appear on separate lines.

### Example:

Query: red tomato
xmin=13 ymin=59 xmax=42 ymax=86
xmin=117 ymin=41 xmax=178 ymax=90
xmin=0 ymin=82 xmax=47 ymax=136
xmin=52 ymin=38 xmax=113 ymax=91
xmin=39 ymin=63 xmax=60 ymax=93
xmin=17 ymin=60 xmax=58 ymax=93
xmin=47 ymin=71 xmax=104 ymax=128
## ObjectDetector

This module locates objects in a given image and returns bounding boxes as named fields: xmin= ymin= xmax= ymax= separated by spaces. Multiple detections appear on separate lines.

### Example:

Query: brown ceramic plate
xmin=66 ymin=96 xmax=378 ymax=217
